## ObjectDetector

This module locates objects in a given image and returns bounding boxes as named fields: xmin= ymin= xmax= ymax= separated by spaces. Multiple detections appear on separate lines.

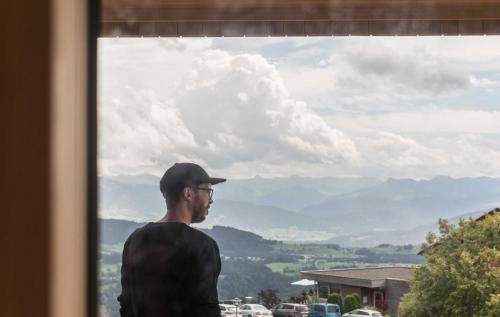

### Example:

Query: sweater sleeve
xmin=187 ymin=237 xmax=222 ymax=317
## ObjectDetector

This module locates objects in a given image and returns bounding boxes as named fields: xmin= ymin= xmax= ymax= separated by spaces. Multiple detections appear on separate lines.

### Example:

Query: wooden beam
xmin=101 ymin=0 xmax=500 ymax=36
xmin=50 ymin=0 xmax=89 ymax=316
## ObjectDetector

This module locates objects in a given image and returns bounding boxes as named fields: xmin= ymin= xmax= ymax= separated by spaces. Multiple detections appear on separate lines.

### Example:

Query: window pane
xmin=98 ymin=36 xmax=500 ymax=317
xmin=315 ymin=305 xmax=325 ymax=312
xmin=327 ymin=306 xmax=339 ymax=312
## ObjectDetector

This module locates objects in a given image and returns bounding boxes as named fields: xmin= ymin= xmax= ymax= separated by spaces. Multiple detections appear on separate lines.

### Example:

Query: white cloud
xmin=451 ymin=136 xmax=500 ymax=176
xmin=354 ymin=132 xmax=448 ymax=178
xmin=349 ymin=131 xmax=500 ymax=179
xmin=280 ymin=39 xmax=474 ymax=113
xmin=99 ymin=87 xmax=198 ymax=175
xmin=326 ymin=109 xmax=500 ymax=135
xmin=470 ymin=76 xmax=499 ymax=89
xmin=333 ymin=43 xmax=470 ymax=96
xmin=174 ymin=50 xmax=360 ymax=169
xmin=98 ymin=37 xmax=500 ymax=179
xmin=276 ymin=37 xmax=500 ymax=114
xmin=99 ymin=40 xmax=360 ymax=175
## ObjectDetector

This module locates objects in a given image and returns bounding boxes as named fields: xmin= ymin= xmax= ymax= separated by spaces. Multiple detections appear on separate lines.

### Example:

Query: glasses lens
xmin=194 ymin=187 xmax=213 ymax=199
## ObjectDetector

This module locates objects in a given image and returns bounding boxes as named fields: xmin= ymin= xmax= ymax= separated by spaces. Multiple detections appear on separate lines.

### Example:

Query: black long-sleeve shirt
xmin=118 ymin=222 xmax=222 ymax=317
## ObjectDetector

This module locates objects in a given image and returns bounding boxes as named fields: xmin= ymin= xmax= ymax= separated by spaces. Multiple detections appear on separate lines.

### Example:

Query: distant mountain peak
xmin=101 ymin=173 xmax=160 ymax=185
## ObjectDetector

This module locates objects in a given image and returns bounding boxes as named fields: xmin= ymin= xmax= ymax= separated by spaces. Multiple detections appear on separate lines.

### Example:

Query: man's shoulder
xmin=188 ymin=227 xmax=218 ymax=246
xmin=123 ymin=222 xmax=175 ymax=245
xmin=123 ymin=223 xmax=219 ymax=252
xmin=129 ymin=223 xmax=216 ymax=244
xmin=125 ymin=222 xmax=153 ymax=239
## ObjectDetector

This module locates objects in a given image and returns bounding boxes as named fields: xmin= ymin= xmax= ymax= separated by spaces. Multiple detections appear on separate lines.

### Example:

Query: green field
xmin=265 ymin=243 xmax=421 ymax=277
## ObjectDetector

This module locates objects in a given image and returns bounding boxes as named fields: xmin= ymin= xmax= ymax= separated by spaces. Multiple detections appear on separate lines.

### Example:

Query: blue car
xmin=309 ymin=304 xmax=341 ymax=317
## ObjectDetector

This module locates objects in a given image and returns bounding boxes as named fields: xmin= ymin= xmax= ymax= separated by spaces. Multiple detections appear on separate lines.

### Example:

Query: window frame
xmin=90 ymin=2 xmax=500 ymax=317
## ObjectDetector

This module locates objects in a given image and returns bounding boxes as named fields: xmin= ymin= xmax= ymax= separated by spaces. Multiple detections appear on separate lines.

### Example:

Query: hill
xmin=99 ymin=218 xmax=287 ymax=259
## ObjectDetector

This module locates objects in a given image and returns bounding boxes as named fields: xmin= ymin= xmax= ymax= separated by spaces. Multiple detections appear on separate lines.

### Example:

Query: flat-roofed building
xmin=301 ymin=267 xmax=415 ymax=317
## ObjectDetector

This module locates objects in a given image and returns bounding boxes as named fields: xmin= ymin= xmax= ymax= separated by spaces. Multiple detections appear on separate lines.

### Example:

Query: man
xmin=118 ymin=162 xmax=226 ymax=317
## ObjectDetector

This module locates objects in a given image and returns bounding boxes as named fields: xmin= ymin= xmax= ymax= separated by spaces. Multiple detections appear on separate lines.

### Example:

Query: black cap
xmin=160 ymin=163 xmax=226 ymax=198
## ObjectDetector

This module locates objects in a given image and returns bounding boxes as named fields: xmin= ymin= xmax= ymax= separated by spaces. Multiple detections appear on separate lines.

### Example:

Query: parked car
xmin=342 ymin=309 xmax=384 ymax=317
xmin=221 ymin=299 xmax=243 ymax=306
xmin=238 ymin=304 xmax=273 ymax=317
xmin=309 ymin=303 xmax=341 ymax=317
xmin=271 ymin=303 xmax=309 ymax=317
xmin=220 ymin=304 xmax=242 ymax=317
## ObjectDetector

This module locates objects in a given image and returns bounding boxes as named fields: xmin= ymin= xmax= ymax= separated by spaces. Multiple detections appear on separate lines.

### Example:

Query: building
xmin=301 ymin=267 xmax=415 ymax=317
xmin=474 ymin=207 xmax=499 ymax=222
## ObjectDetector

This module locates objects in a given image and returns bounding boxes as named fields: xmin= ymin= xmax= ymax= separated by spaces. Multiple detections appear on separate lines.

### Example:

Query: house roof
xmin=302 ymin=267 xmax=414 ymax=281
xmin=475 ymin=207 xmax=500 ymax=222
xmin=300 ymin=267 xmax=414 ymax=289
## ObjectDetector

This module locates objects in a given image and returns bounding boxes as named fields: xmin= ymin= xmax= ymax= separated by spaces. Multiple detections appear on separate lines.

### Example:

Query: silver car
xmin=342 ymin=309 xmax=384 ymax=317
xmin=238 ymin=304 xmax=273 ymax=317
xmin=220 ymin=304 xmax=243 ymax=317
xmin=271 ymin=303 xmax=309 ymax=317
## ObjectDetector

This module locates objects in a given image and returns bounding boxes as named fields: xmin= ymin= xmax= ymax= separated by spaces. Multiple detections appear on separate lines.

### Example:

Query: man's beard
xmin=191 ymin=198 xmax=208 ymax=223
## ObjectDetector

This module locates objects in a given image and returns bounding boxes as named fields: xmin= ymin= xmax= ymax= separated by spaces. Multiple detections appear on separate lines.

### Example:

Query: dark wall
xmin=385 ymin=279 xmax=411 ymax=317
xmin=0 ymin=1 xmax=51 ymax=317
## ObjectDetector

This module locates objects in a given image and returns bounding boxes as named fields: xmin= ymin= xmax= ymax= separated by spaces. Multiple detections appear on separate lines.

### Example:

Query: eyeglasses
xmin=192 ymin=187 xmax=214 ymax=199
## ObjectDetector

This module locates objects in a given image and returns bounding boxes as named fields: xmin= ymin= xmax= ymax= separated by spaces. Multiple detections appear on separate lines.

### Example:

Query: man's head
xmin=160 ymin=163 xmax=226 ymax=222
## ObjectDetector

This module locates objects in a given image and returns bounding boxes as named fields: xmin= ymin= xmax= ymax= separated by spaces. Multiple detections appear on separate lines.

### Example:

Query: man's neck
xmin=158 ymin=207 xmax=192 ymax=225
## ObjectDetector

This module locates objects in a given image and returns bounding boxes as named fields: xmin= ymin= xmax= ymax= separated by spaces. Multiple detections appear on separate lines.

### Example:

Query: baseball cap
xmin=160 ymin=162 xmax=226 ymax=198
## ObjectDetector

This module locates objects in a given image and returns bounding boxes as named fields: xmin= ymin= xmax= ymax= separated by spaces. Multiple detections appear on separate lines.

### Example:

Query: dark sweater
xmin=118 ymin=222 xmax=222 ymax=317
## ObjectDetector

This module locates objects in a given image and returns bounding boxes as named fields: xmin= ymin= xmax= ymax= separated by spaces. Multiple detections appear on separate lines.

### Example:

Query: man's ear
xmin=182 ymin=187 xmax=193 ymax=202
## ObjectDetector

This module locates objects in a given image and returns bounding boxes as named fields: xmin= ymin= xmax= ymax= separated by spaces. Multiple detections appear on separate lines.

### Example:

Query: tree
xmin=344 ymin=294 xmax=362 ymax=313
xmin=257 ymin=289 xmax=281 ymax=308
xmin=350 ymin=293 xmax=361 ymax=306
xmin=399 ymin=212 xmax=500 ymax=317
xmin=288 ymin=292 xmax=307 ymax=304
xmin=327 ymin=293 xmax=343 ymax=313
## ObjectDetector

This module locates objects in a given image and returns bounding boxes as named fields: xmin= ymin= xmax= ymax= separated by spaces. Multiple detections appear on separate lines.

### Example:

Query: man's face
xmin=191 ymin=183 xmax=213 ymax=223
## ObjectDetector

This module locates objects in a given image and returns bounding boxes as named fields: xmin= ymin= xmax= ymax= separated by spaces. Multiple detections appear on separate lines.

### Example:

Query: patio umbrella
xmin=291 ymin=279 xmax=316 ymax=286
xmin=291 ymin=279 xmax=318 ymax=297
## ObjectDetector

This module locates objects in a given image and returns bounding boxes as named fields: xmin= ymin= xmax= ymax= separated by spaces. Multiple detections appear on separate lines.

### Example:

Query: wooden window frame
xmin=5 ymin=1 xmax=498 ymax=317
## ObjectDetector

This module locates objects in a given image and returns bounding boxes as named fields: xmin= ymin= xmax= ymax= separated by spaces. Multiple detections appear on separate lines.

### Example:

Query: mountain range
xmin=99 ymin=174 xmax=500 ymax=246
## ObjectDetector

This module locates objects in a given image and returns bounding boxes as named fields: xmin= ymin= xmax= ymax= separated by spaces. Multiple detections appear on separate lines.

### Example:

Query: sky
xmin=98 ymin=36 xmax=500 ymax=180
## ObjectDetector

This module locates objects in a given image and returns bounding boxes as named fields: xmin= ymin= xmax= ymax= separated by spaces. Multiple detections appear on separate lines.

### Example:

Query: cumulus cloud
xmin=99 ymin=37 xmax=500 ymax=179
xmin=315 ymin=40 xmax=477 ymax=113
xmin=348 ymin=131 xmax=500 ymax=179
xmin=174 ymin=50 xmax=359 ymax=169
xmin=275 ymin=37 xmax=499 ymax=113
xmin=99 ymin=88 xmax=198 ymax=175
xmin=98 ymin=38 xmax=216 ymax=175
xmin=99 ymin=40 xmax=359 ymax=175
xmin=353 ymin=132 xmax=448 ymax=178
xmin=334 ymin=45 xmax=470 ymax=95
